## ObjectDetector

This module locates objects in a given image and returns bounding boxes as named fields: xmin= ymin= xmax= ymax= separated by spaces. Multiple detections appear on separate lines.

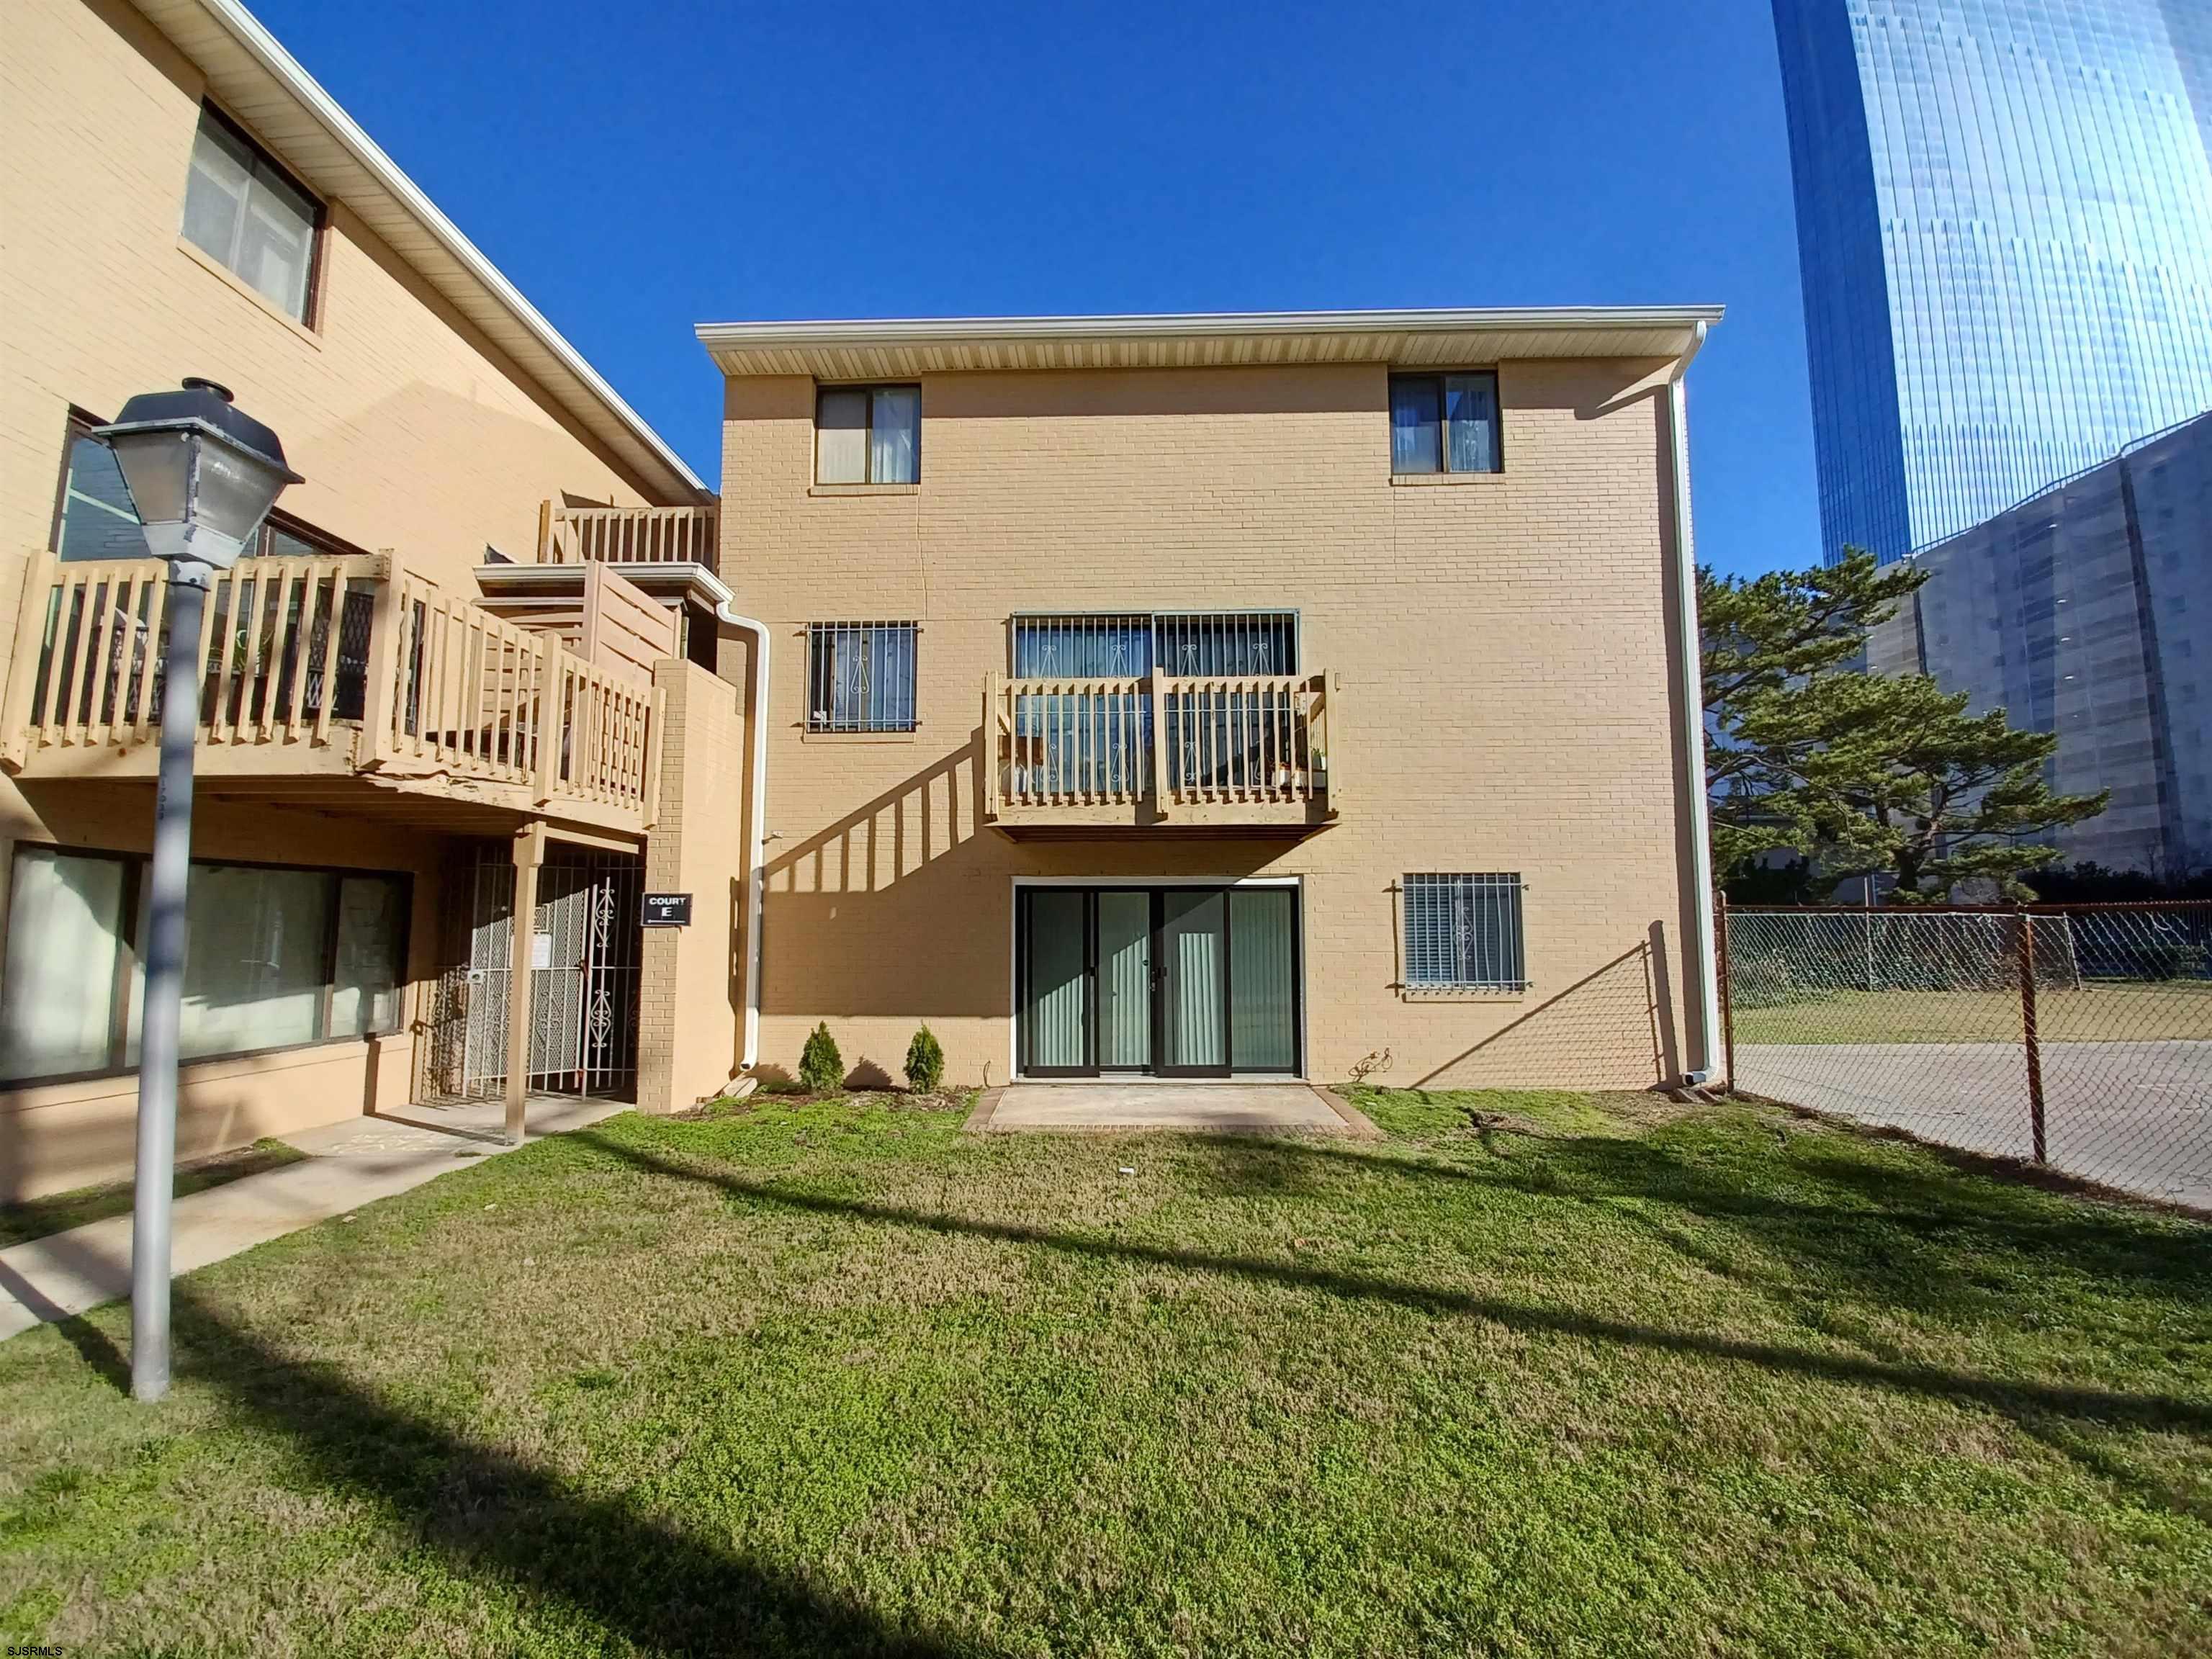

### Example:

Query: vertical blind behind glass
xmin=1403 ymin=873 xmax=1526 ymax=989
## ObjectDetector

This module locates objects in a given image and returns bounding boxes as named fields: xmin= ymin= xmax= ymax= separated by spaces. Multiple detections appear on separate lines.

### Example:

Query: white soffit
xmin=135 ymin=0 xmax=706 ymax=502
xmin=694 ymin=307 xmax=1726 ymax=379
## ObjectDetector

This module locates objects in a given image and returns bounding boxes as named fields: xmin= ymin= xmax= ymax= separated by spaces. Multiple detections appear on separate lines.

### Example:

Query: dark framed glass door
xmin=1016 ymin=885 xmax=1299 ymax=1079
xmin=1017 ymin=887 xmax=1092 ymax=1075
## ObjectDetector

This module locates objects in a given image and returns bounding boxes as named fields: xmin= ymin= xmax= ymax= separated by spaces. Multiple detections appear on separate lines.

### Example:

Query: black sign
xmin=642 ymin=893 xmax=693 ymax=927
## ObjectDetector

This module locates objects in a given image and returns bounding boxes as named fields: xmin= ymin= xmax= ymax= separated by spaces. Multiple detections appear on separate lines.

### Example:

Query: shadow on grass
xmin=53 ymin=1300 xmax=993 ymax=1657
xmin=575 ymin=1130 xmax=2212 ymax=1439
xmin=1251 ymin=1115 xmax=2212 ymax=1317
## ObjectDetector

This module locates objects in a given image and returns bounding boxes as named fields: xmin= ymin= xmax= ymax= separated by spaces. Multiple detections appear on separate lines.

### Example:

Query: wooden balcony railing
xmin=538 ymin=501 xmax=718 ymax=570
xmin=1 ymin=553 xmax=382 ymax=760
xmin=983 ymin=670 xmax=1337 ymax=830
xmin=3 ymin=552 xmax=660 ymax=830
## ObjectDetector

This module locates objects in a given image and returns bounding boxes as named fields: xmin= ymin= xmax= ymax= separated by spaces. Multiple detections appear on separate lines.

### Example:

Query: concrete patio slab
xmin=970 ymin=1082 xmax=1379 ymax=1138
xmin=0 ymin=1094 xmax=624 ymax=1344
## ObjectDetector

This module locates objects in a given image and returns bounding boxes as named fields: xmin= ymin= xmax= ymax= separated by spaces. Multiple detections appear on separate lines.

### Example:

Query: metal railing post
xmin=1149 ymin=673 xmax=1169 ymax=811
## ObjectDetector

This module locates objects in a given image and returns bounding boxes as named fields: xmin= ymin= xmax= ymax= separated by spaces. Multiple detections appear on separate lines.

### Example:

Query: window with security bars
xmin=1009 ymin=612 xmax=1301 ymax=796
xmin=1403 ymin=873 xmax=1527 ymax=991
xmin=806 ymin=621 xmax=918 ymax=732
xmin=1010 ymin=611 xmax=1298 ymax=678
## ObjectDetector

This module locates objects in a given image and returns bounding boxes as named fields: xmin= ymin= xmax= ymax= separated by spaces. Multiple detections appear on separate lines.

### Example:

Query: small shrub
xmin=904 ymin=1024 xmax=945 ymax=1094
xmin=798 ymin=1022 xmax=844 ymax=1094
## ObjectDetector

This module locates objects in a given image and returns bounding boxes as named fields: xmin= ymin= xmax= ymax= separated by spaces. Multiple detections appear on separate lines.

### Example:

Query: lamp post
xmin=92 ymin=379 xmax=300 ymax=1403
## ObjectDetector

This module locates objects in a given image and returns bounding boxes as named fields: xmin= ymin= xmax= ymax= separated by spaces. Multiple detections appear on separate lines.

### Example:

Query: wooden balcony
xmin=537 ymin=500 xmax=719 ymax=571
xmin=1 ymin=552 xmax=660 ymax=837
xmin=982 ymin=670 xmax=1339 ymax=836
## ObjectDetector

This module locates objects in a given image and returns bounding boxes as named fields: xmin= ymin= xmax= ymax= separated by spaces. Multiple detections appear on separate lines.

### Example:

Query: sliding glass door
xmin=1020 ymin=888 xmax=1092 ymax=1074
xmin=1016 ymin=886 xmax=1300 ymax=1078
xmin=1228 ymin=889 xmax=1298 ymax=1071
xmin=1158 ymin=890 xmax=1228 ymax=1076
xmin=1097 ymin=891 xmax=1152 ymax=1069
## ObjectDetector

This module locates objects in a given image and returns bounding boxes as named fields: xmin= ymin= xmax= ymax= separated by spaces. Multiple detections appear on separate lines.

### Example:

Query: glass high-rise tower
xmin=1773 ymin=0 xmax=2212 ymax=565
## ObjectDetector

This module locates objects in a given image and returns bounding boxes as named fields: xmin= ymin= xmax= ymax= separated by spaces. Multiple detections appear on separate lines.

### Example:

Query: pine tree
xmin=1702 ymin=549 xmax=2107 ymax=901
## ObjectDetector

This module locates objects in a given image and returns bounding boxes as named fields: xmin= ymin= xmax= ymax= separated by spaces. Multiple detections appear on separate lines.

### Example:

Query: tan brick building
xmin=1 ymin=0 xmax=1722 ymax=1201
xmin=0 ymin=0 xmax=721 ymax=1197
xmin=698 ymin=313 xmax=1723 ymax=1095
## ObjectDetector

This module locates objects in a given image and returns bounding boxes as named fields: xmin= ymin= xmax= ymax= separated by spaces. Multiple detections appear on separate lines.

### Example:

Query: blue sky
xmin=252 ymin=0 xmax=1815 ymax=579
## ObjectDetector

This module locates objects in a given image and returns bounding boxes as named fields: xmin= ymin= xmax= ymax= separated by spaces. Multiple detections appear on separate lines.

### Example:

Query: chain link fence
xmin=1720 ymin=902 xmax=2212 ymax=1210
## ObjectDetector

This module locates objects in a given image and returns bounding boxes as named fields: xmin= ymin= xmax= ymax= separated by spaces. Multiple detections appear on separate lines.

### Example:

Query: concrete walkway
xmin=0 ymin=1095 xmax=624 ymax=1343
xmin=969 ymin=1082 xmax=1379 ymax=1138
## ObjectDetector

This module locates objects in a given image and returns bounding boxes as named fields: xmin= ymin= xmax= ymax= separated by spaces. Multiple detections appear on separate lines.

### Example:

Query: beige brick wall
xmin=716 ymin=358 xmax=1709 ymax=1090
xmin=0 ymin=0 xmax=679 ymax=1190
xmin=638 ymin=658 xmax=751 ymax=1112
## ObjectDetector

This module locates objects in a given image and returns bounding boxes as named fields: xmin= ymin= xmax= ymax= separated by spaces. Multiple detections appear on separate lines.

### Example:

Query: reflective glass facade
xmin=1867 ymin=408 xmax=2212 ymax=876
xmin=1774 ymin=0 xmax=2212 ymax=565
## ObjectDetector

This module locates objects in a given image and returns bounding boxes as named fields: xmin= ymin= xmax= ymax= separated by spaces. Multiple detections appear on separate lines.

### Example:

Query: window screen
xmin=1403 ymin=873 xmax=1526 ymax=991
xmin=181 ymin=105 xmax=320 ymax=323
xmin=806 ymin=621 xmax=919 ymax=731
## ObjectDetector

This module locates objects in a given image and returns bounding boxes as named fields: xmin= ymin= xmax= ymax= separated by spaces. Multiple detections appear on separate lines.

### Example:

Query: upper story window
xmin=807 ymin=621 xmax=919 ymax=732
xmin=181 ymin=104 xmax=323 ymax=325
xmin=817 ymin=385 xmax=920 ymax=485
xmin=1390 ymin=372 xmax=1501 ymax=475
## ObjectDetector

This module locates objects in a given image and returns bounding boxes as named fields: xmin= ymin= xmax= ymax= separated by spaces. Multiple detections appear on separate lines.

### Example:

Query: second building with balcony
xmin=701 ymin=307 xmax=1721 ymax=1092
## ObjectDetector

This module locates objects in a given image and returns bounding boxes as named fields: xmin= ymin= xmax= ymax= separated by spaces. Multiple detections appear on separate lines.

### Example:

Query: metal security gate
xmin=415 ymin=842 xmax=642 ymax=1103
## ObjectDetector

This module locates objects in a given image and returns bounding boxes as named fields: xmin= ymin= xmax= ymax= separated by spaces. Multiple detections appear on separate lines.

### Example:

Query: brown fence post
xmin=1714 ymin=891 xmax=1735 ymax=1090
xmin=2015 ymin=905 xmax=2047 ymax=1164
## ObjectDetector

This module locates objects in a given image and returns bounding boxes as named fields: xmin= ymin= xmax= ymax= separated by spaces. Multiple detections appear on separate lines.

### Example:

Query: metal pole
xmin=1863 ymin=882 xmax=1876 ymax=993
xmin=1714 ymin=891 xmax=1735 ymax=1089
xmin=2015 ymin=906 xmax=2047 ymax=1165
xmin=131 ymin=562 xmax=209 ymax=1402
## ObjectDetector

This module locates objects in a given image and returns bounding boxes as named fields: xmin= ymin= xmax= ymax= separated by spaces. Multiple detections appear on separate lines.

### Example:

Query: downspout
xmin=1666 ymin=321 xmax=1722 ymax=1084
xmin=709 ymin=595 xmax=769 ymax=1068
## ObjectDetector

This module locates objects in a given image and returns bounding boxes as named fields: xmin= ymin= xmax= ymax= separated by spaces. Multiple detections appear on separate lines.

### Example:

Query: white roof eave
xmin=693 ymin=305 xmax=1726 ymax=379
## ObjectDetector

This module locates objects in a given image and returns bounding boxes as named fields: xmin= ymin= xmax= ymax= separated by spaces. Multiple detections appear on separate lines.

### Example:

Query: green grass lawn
xmin=3 ymin=1090 xmax=2208 ymax=1656
xmin=0 ymin=1138 xmax=306 ymax=1248
xmin=1734 ymin=980 xmax=2212 ymax=1046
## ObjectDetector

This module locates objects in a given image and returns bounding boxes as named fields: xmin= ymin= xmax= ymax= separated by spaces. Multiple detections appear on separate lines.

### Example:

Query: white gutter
xmin=696 ymin=304 xmax=1726 ymax=351
xmin=1666 ymin=321 xmax=1722 ymax=1084
xmin=711 ymin=598 xmax=770 ymax=1068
